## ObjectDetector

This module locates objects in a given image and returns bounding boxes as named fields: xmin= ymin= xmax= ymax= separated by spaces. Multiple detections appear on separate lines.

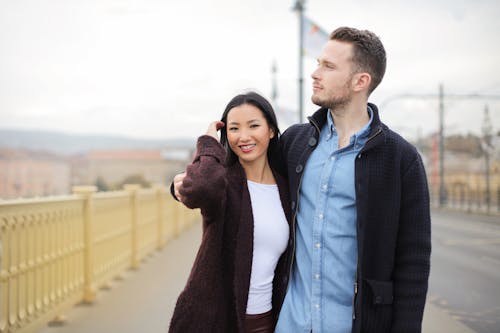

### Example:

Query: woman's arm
xmin=178 ymin=122 xmax=227 ymax=216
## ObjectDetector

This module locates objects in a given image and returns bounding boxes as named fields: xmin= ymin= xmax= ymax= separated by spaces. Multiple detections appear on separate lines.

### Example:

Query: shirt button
xmin=315 ymin=243 xmax=321 ymax=248
xmin=318 ymin=213 xmax=323 ymax=220
xmin=315 ymin=274 xmax=320 ymax=279
xmin=321 ymin=184 xmax=327 ymax=191
xmin=330 ymin=156 xmax=336 ymax=161
xmin=315 ymin=304 xmax=320 ymax=309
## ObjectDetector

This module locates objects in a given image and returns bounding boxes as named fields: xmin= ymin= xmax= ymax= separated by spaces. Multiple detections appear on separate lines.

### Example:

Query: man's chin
xmin=311 ymin=96 xmax=324 ymax=107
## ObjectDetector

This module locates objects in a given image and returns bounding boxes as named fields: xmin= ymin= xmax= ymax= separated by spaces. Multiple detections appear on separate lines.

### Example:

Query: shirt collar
xmin=326 ymin=106 xmax=374 ymax=144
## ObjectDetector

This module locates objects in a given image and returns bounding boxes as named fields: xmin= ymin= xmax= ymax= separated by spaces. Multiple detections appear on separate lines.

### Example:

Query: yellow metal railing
xmin=0 ymin=184 xmax=198 ymax=333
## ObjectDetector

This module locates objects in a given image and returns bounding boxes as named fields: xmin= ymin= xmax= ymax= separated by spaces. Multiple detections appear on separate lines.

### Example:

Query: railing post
xmin=153 ymin=184 xmax=165 ymax=250
xmin=124 ymin=185 xmax=140 ymax=270
xmin=172 ymin=201 xmax=180 ymax=238
xmin=72 ymin=186 xmax=97 ymax=303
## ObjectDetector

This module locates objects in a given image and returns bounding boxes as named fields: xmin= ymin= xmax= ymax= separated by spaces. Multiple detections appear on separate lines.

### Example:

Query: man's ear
xmin=352 ymin=72 xmax=371 ymax=93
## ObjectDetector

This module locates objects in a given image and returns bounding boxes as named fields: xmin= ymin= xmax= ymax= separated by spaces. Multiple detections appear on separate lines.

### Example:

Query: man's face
xmin=311 ymin=40 xmax=356 ymax=110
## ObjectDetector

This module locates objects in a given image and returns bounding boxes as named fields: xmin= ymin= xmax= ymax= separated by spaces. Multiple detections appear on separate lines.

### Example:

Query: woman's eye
xmin=250 ymin=124 xmax=259 ymax=128
xmin=229 ymin=127 xmax=238 ymax=131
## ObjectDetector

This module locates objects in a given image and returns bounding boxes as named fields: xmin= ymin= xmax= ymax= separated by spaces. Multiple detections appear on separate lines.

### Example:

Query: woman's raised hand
xmin=206 ymin=121 xmax=225 ymax=140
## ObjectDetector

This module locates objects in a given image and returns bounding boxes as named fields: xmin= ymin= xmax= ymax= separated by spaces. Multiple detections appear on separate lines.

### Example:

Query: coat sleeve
xmin=179 ymin=135 xmax=227 ymax=217
xmin=392 ymin=154 xmax=431 ymax=332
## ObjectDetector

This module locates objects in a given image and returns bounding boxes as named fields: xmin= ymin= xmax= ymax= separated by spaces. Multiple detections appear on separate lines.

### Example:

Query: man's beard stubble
xmin=311 ymin=91 xmax=352 ymax=113
xmin=311 ymin=77 xmax=353 ymax=113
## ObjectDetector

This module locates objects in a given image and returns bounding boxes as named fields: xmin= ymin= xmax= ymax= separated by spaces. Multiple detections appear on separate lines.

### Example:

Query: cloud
xmin=0 ymin=0 xmax=499 ymax=140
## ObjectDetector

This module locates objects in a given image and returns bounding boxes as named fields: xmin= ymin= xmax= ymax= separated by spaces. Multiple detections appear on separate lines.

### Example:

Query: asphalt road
xmin=428 ymin=210 xmax=500 ymax=333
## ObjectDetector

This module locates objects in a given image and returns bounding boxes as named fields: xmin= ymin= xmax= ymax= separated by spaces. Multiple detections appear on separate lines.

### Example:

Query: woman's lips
xmin=239 ymin=144 xmax=256 ymax=153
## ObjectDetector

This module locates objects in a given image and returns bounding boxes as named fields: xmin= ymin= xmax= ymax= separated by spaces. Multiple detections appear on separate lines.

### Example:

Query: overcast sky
xmin=1 ymin=0 xmax=499 ymax=140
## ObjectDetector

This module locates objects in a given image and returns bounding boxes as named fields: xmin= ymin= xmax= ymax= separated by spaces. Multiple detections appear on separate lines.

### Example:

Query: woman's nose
xmin=239 ymin=129 xmax=250 ymax=141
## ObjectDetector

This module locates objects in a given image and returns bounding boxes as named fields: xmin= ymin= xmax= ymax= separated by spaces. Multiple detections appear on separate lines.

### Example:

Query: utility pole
xmin=293 ymin=0 xmax=305 ymax=123
xmin=482 ymin=104 xmax=493 ymax=213
xmin=271 ymin=60 xmax=278 ymax=106
xmin=438 ymin=84 xmax=446 ymax=206
xmin=380 ymin=88 xmax=500 ymax=208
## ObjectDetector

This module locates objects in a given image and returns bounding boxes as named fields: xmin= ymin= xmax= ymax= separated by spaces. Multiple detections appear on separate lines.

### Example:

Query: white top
xmin=246 ymin=180 xmax=289 ymax=315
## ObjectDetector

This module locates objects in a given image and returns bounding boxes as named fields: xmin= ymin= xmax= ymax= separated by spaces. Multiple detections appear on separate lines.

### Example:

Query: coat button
xmin=291 ymin=201 xmax=295 ymax=210
xmin=375 ymin=296 xmax=382 ymax=304
xmin=295 ymin=164 xmax=303 ymax=173
xmin=283 ymin=276 xmax=288 ymax=284
xmin=308 ymin=137 xmax=317 ymax=146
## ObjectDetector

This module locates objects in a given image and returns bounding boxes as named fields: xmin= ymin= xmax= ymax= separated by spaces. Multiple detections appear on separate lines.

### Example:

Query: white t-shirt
xmin=246 ymin=180 xmax=289 ymax=315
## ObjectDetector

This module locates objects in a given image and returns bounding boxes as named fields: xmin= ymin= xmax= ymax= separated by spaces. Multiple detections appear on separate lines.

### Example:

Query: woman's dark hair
xmin=219 ymin=91 xmax=282 ymax=171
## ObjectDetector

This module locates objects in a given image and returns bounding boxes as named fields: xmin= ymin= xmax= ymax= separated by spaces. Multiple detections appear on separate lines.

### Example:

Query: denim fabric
xmin=276 ymin=108 xmax=372 ymax=333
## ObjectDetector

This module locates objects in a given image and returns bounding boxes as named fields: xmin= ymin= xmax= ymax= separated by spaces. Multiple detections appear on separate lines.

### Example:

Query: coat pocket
xmin=364 ymin=279 xmax=393 ymax=305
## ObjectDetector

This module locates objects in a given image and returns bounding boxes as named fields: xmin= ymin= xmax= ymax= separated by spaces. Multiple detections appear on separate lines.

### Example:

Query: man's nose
xmin=311 ymin=67 xmax=321 ymax=80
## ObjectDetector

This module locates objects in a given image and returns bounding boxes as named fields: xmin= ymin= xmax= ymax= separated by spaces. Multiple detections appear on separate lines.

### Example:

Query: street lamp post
xmin=293 ymin=0 xmax=305 ymax=123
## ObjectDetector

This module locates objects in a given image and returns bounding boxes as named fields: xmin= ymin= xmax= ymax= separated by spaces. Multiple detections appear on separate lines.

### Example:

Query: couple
xmin=169 ymin=27 xmax=431 ymax=333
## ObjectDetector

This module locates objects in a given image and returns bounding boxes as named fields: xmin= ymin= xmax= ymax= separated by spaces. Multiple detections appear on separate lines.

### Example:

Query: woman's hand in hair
xmin=206 ymin=121 xmax=225 ymax=140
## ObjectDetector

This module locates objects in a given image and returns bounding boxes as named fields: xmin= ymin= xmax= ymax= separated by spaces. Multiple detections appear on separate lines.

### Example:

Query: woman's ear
xmin=270 ymin=128 xmax=275 ymax=139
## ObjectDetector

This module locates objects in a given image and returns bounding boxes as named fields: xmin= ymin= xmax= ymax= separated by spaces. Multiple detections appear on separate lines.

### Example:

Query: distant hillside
xmin=0 ymin=128 xmax=196 ymax=155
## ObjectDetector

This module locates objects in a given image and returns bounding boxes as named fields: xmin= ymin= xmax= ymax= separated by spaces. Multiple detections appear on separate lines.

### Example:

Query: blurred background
xmin=0 ymin=1 xmax=499 ymax=332
xmin=1 ymin=0 xmax=499 ymax=203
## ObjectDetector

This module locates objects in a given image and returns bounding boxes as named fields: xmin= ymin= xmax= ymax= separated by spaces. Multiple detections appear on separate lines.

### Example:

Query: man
xmin=274 ymin=27 xmax=431 ymax=333
xmin=173 ymin=26 xmax=431 ymax=333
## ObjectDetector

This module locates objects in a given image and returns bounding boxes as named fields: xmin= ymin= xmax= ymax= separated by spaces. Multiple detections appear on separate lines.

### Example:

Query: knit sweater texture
xmin=279 ymin=103 xmax=431 ymax=333
xmin=168 ymin=135 xmax=292 ymax=333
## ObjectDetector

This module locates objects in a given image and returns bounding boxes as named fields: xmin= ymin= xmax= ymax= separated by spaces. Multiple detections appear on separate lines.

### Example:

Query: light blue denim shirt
xmin=276 ymin=107 xmax=373 ymax=333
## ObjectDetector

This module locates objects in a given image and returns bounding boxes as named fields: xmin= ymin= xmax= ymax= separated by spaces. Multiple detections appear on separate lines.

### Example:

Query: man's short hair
xmin=330 ymin=27 xmax=386 ymax=95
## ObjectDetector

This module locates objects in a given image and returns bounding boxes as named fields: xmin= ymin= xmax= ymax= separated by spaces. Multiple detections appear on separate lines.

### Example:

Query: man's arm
xmin=392 ymin=155 xmax=431 ymax=332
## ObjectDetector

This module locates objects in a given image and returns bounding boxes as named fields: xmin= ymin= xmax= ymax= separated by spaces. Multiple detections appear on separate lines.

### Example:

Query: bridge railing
xmin=0 ymin=184 xmax=198 ymax=333
xmin=430 ymin=175 xmax=500 ymax=215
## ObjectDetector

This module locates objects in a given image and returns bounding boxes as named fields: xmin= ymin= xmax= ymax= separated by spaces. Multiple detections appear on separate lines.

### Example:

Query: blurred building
xmin=70 ymin=148 xmax=191 ymax=189
xmin=0 ymin=148 xmax=71 ymax=199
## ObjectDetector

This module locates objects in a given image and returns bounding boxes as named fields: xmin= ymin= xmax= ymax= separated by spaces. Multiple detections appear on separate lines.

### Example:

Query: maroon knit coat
xmin=168 ymin=135 xmax=292 ymax=333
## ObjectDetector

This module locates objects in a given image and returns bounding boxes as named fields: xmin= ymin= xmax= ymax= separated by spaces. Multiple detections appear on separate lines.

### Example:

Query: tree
xmin=116 ymin=174 xmax=150 ymax=189
xmin=94 ymin=176 xmax=109 ymax=192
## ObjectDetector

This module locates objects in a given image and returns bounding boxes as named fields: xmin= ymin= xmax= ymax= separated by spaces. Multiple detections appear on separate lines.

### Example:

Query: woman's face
xmin=226 ymin=103 xmax=274 ymax=167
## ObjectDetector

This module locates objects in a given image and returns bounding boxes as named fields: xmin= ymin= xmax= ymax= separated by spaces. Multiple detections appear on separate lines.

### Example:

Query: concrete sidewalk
xmin=38 ymin=222 xmax=475 ymax=333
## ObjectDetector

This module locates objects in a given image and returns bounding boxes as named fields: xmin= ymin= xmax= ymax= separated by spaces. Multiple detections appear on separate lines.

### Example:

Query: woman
xmin=169 ymin=92 xmax=292 ymax=333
